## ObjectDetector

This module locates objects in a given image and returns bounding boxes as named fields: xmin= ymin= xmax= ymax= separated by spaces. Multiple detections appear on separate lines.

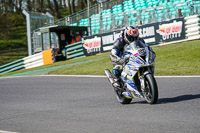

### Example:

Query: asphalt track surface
xmin=0 ymin=76 xmax=199 ymax=133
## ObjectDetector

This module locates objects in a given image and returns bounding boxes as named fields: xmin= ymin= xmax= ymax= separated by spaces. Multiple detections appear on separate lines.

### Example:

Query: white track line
xmin=0 ymin=130 xmax=18 ymax=133
xmin=41 ymin=75 xmax=200 ymax=78
xmin=155 ymin=75 xmax=200 ymax=78
xmin=1 ymin=75 xmax=200 ymax=79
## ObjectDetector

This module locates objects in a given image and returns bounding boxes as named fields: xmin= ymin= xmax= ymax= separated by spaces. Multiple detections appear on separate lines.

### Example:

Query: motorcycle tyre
xmin=104 ymin=69 xmax=132 ymax=104
xmin=114 ymin=89 xmax=132 ymax=104
xmin=144 ymin=74 xmax=158 ymax=104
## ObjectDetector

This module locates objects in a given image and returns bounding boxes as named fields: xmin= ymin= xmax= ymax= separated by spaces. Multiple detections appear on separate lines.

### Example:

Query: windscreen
xmin=130 ymin=40 xmax=146 ymax=50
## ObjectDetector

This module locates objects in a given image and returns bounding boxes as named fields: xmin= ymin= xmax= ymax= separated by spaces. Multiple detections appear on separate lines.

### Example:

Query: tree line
xmin=0 ymin=0 xmax=99 ymax=40
xmin=0 ymin=0 xmax=98 ymax=19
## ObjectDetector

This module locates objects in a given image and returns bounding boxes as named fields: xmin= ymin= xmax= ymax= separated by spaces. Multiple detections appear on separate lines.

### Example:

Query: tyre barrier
xmin=185 ymin=15 xmax=200 ymax=40
xmin=0 ymin=49 xmax=54 ymax=75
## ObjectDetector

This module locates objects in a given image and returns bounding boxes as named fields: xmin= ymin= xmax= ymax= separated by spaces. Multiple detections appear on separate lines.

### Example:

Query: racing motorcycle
xmin=105 ymin=40 xmax=158 ymax=104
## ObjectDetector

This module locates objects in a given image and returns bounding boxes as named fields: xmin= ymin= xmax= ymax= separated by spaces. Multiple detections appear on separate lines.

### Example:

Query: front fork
xmin=122 ymin=66 xmax=153 ymax=99
xmin=138 ymin=66 xmax=152 ymax=92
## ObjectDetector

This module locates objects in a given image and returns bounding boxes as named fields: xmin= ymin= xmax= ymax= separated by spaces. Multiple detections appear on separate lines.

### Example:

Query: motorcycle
xmin=105 ymin=40 xmax=158 ymax=104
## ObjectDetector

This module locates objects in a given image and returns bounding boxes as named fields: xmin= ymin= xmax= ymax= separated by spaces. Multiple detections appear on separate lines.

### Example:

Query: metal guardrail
xmin=65 ymin=42 xmax=85 ymax=60
xmin=0 ymin=49 xmax=55 ymax=75
xmin=0 ymin=59 xmax=25 ymax=74
xmin=185 ymin=15 xmax=200 ymax=40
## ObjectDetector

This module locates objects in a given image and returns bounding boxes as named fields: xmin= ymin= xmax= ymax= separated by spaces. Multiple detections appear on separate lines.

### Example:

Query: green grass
xmin=0 ymin=25 xmax=28 ymax=66
xmin=0 ymin=26 xmax=27 ymax=50
xmin=1 ymin=40 xmax=200 ymax=77
xmin=0 ymin=48 xmax=28 ymax=66
xmin=0 ymin=52 xmax=111 ymax=77
xmin=153 ymin=40 xmax=200 ymax=75
xmin=48 ymin=55 xmax=111 ymax=75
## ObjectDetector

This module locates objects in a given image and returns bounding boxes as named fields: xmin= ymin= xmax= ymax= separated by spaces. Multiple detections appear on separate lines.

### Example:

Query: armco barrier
xmin=66 ymin=42 xmax=85 ymax=60
xmin=0 ymin=49 xmax=54 ymax=75
xmin=0 ymin=59 xmax=25 ymax=74
xmin=185 ymin=15 xmax=200 ymax=40
xmin=23 ymin=52 xmax=44 ymax=69
xmin=23 ymin=52 xmax=43 ymax=69
xmin=42 ymin=49 xmax=54 ymax=65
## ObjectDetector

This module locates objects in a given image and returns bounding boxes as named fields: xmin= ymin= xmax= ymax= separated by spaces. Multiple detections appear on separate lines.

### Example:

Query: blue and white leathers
xmin=110 ymin=36 xmax=145 ymax=77
xmin=120 ymin=40 xmax=156 ymax=99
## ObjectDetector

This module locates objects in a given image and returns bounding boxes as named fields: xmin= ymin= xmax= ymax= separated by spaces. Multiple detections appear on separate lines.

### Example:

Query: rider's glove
xmin=117 ymin=58 xmax=126 ymax=64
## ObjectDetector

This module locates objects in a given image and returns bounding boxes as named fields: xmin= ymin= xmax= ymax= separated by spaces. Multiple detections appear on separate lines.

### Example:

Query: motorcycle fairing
xmin=121 ymin=54 xmax=146 ymax=98
xmin=146 ymin=47 xmax=156 ymax=65
xmin=130 ymin=54 xmax=146 ymax=65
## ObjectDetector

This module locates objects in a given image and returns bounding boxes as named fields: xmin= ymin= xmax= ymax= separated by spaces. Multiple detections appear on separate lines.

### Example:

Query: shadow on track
xmin=131 ymin=94 xmax=200 ymax=104
xmin=157 ymin=94 xmax=200 ymax=104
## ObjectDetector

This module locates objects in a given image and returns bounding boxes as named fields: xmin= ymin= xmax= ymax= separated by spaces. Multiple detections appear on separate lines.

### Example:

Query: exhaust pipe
xmin=104 ymin=69 xmax=114 ymax=84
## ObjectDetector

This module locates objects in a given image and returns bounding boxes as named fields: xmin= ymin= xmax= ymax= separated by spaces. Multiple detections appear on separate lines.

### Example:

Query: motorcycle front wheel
xmin=144 ymin=74 xmax=158 ymax=104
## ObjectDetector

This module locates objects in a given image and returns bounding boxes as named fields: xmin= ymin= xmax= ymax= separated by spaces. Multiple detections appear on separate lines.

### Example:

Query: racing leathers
xmin=110 ymin=36 xmax=146 ymax=88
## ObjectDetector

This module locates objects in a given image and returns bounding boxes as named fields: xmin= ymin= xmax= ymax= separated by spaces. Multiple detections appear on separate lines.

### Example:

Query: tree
xmin=63 ymin=0 xmax=67 ymax=9
xmin=14 ymin=0 xmax=23 ymax=13
xmin=67 ymin=0 xmax=72 ymax=14
xmin=53 ymin=0 xmax=61 ymax=18
xmin=71 ymin=0 xmax=76 ymax=14
xmin=81 ymin=0 xmax=87 ymax=10
xmin=47 ymin=0 xmax=61 ymax=19
xmin=35 ymin=0 xmax=46 ymax=13
xmin=0 ymin=13 xmax=17 ymax=40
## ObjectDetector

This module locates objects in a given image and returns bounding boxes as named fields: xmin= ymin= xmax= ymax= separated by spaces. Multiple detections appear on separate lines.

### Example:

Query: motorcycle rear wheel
xmin=114 ymin=88 xmax=132 ymax=104
xmin=104 ymin=69 xmax=132 ymax=104
xmin=144 ymin=74 xmax=158 ymax=104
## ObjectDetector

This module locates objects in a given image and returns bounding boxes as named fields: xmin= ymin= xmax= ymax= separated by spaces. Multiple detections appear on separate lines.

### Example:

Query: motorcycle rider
xmin=110 ymin=26 xmax=146 ymax=89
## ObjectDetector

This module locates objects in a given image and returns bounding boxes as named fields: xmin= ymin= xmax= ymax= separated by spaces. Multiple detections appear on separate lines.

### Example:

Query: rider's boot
xmin=112 ymin=69 xmax=121 ymax=90
xmin=112 ymin=78 xmax=120 ymax=88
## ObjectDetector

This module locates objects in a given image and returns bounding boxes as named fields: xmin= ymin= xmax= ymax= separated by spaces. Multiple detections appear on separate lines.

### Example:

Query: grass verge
xmin=153 ymin=40 xmax=200 ymax=75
